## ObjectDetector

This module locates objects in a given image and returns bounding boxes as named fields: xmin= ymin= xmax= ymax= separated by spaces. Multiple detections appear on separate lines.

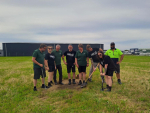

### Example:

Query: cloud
xmin=0 ymin=0 xmax=150 ymax=50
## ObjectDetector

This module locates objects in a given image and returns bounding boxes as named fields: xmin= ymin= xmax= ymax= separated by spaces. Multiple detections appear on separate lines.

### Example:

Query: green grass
xmin=0 ymin=55 xmax=150 ymax=113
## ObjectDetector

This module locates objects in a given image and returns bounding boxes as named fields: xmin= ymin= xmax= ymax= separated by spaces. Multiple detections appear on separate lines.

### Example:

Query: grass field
xmin=0 ymin=55 xmax=150 ymax=113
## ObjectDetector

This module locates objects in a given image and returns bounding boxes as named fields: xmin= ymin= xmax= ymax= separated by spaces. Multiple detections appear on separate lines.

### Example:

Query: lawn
xmin=0 ymin=55 xmax=150 ymax=113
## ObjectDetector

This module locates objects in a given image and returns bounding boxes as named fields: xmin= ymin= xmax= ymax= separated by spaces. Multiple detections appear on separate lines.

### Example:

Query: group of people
xmin=32 ymin=42 xmax=124 ymax=92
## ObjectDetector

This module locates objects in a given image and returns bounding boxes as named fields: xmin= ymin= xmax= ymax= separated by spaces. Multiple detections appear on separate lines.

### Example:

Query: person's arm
xmin=32 ymin=53 xmax=43 ymax=67
xmin=103 ymin=56 xmax=110 ymax=75
xmin=100 ymin=64 xmax=103 ymax=75
xmin=86 ymin=51 xmax=89 ymax=67
xmin=44 ymin=59 xmax=49 ymax=70
xmin=62 ymin=55 xmax=67 ymax=65
xmin=119 ymin=54 xmax=124 ymax=62
xmin=75 ymin=58 xmax=79 ymax=68
xmin=104 ymin=64 xmax=108 ymax=75
xmin=87 ymin=57 xmax=89 ymax=67
xmin=117 ymin=50 xmax=124 ymax=64
xmin=32 ymin=57 xmax=43 ymax=67
xmin=54 ymin=61 xmax=56 ymax=69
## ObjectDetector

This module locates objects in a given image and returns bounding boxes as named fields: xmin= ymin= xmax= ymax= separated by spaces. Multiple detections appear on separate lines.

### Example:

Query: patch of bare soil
xmin=47 ymin=79 xmax=82 ymax=91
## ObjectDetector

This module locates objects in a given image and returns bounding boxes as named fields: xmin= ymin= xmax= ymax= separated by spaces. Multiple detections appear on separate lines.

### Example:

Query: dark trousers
xmin=54 ymin=64 xmax=62 ymax=83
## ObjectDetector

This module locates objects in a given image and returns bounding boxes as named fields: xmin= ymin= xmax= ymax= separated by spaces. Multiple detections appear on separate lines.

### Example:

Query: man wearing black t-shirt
xmin=86 ymin=45 xmax=103 ymax=81
xmin=63 ymin=44 xmax=76 ymax=85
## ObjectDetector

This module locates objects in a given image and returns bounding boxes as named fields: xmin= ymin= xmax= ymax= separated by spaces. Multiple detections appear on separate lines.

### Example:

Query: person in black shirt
xmin=63 ymin=44 xmax=76 ymax=85
xmin=45 ymin=46 xmax=56 ymax=87
xmin=98 ymin=49 xmax=118 ymax=92
xmin=86 ymin=45 xmax=104 ymax=82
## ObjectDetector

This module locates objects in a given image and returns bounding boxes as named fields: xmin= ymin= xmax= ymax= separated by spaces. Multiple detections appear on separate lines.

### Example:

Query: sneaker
xmin=33 ymin=88 xmax=37 ymax=91
xmin=72 ymin=79 xmax=76 ymax=84
xmin=41 ymin=85 xmax=50 ymax=88
xmin=118 ymin=79 xmax=122 ymax=84
xmin=78 ymin=80 xmax=82 ymax=85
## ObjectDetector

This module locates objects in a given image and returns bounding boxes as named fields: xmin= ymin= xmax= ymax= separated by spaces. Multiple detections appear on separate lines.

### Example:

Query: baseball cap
xmin=110 ymin=42 xmax=115 ymax=45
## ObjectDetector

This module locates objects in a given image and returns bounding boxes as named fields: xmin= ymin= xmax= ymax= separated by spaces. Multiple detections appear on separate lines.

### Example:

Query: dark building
xmin=2 ymin=43 xmax=104 ymax=56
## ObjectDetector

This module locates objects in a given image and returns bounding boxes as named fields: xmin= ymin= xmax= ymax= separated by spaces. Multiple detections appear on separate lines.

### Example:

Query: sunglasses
xmin=48 ymin=48 xmax=53 ymax=49
xmin=98 ymin=54 xmax=102 ymax=56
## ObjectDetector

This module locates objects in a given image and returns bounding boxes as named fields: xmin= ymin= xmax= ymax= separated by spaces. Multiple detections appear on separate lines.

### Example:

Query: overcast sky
xmin=0 ymin=0 xmax=150 ymax=50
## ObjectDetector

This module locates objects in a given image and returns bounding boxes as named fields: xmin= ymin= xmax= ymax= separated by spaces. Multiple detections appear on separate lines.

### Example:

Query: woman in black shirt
xmin=45 ymin=46 xmax=56 ymax=87
xmin=98 ymin=49 xmax=118 ymax=92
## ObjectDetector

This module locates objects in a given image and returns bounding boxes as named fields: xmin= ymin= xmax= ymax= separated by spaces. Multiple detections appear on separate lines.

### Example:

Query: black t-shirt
xmin=99 ymin=55 xmax=117 ymax=71
xmin=88 ymin=48 xmax=99 ymax=62
xmin=64 ymin=50 xmax=76 ymax=66
xmin=45 ymin=53 xmax=55 ymax=67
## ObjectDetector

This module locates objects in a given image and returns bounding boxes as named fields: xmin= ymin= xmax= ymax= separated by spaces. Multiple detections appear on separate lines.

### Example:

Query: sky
xmin=0 ymin=0 xmax=150 ymax=50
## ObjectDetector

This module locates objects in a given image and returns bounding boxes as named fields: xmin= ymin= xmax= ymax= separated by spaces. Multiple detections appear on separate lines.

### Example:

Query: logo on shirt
xmin=50 ymin=55 xmax=55 ymax=59
xmin=91 ymin=51 xmax=97 ymax=56
xmin=67 ymin=53 xmax=74 ymax=57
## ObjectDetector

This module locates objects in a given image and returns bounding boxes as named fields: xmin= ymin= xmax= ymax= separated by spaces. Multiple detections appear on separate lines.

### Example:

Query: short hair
xmin=78 ymin=44 xmax=83 ymax=48
xmin=47 ymin=46 xmax=53 ymax=49
xmin=56 ymin=44 xmax=61 ymax=48
xmin=86 ymin=44 xmax=91 ymax=49
xmin=40 ymin=44 xmax=47 ymax=48
xmin=68 ymin=44 xmax=73 ymax=47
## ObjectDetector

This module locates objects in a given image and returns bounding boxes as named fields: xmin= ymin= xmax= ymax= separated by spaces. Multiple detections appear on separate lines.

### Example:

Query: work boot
xmin=78 ymin=80 xmax=82 ymax=85
xmin=48 ymin=82 xmax=52 ymax=87
xmin=68 ymin=79 xmax=71 ymax=85
xmin=50 ymin=81 xmax=53 ymax=84
xmin=33 ymin=87 xmax=37 ymax=91
xmin=118 ymin=79 xmax=122 ymax=84
xmin=106 ymin=86 xmax=111 ymax=92
xmin=72 ymin=79 xmax=76 ymax=84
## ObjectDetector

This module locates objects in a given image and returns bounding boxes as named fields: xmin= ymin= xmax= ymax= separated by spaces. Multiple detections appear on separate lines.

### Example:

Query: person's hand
xmin=46 ymin=67 xmax=49 ymax=71
xmin=101 ymin=73 xmax=105 ymax=76
xmin=116 ymin=61 xmax=121 ymax=64
xmin=87 ymin=63 xmax=89 ymax=67
xmin=64 ymin=62 xmax=67 ymax=65
xmin=93 ymin=66 xmax=96 ymax=71
xmin=39 ymin=64 xmax=43 ymax=67
xmin=74 ymin=63 xmax=76 ymax=65
xmin=55 ymin=66 xmax=57 ymax=70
